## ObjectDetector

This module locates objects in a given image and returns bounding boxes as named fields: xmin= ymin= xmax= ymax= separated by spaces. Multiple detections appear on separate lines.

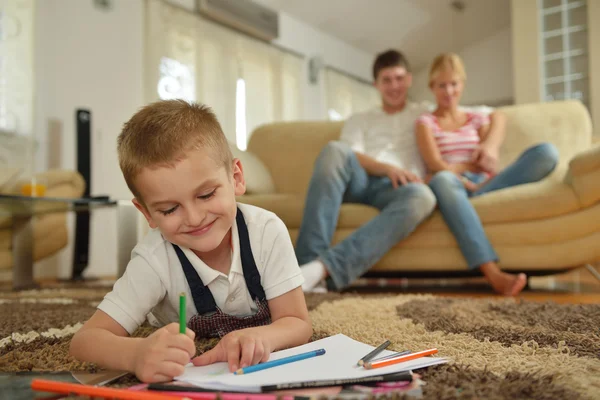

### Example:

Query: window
xmin=146 ymin=0 xmax=303 ymax=150
xmin=157 ymin=57 xmax=195 ymax=102
xmin=235 ymin=78 xmax=247 ymax=151
xmin=539 ymin=0 xmax=590 ymax=112
xmin=325 ymin=68 xmax=379 ymax=121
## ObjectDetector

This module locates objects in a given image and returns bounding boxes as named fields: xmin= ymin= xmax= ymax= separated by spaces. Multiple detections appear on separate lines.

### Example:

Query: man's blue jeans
xmin=428 ymin=143 xmax=560 ymax=269
xmin=296 ymin=142 xmax=437 ymax=290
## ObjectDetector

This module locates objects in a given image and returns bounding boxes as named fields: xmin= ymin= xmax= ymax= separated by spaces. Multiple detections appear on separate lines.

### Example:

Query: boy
xmin=70 ymin=100 xmax=312 ymax=383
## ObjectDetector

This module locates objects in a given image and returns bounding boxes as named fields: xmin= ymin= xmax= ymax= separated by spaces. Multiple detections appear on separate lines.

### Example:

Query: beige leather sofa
xmin=0 ymin=169 xmax=85 ymax=271
xmin=237 ymin=100 xmax=600 ymax=277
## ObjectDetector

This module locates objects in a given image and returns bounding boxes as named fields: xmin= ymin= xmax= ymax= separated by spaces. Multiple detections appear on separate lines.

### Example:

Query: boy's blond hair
xmin=117 ymin=100 xmax=233 ymax=200
xmin=428 ymin=53 xmax=467 ymax=87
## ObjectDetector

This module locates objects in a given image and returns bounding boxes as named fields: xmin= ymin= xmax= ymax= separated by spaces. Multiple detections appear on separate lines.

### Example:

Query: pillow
xmin=229 ymin=143 xmax=276 ymax=194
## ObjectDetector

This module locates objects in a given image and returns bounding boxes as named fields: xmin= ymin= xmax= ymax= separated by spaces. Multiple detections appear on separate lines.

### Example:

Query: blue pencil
xmin=234 ymin=348 xmax=326 ymax=375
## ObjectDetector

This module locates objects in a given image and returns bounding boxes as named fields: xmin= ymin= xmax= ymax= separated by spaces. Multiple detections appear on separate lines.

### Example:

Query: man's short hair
xmin=117 ymin=99 xmax=233 ymax=200
xmin=373 ymin=50 xmax=411 ymax=80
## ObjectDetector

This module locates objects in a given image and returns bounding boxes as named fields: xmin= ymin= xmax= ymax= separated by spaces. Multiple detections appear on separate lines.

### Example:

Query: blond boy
xmin=70 ymin=100 xmax=312 ymax=383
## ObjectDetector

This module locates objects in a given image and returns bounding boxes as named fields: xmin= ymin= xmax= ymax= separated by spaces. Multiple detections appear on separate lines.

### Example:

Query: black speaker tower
xmin=72 ymin=109 xmax=91 ymax=280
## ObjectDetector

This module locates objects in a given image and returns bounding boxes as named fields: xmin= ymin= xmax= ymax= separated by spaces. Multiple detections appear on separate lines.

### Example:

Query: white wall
xmin=271 ymin=12 xmax=374 ymax=120
xmin=34 ymin=0 xmax=144 ymax=279
xmin=33 ymin=0 xmax=373 ymax=279
xmin=410 ymin=28 xmax=514 ymax=107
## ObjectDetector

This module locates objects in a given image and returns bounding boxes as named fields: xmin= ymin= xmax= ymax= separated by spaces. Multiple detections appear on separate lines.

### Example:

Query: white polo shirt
xmin=98 ymin=203 xmax=304 ymax=335
xmin=340 ymin=102 xmax=494 ymax=180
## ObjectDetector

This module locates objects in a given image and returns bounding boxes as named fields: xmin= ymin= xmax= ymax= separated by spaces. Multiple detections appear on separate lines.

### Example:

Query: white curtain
xmin=145 ymin=0 xmax=303 ymax=147
xmin=0 ymin=0 xmax=35 ymax=174
xmin=325 ymin=68 xmax=380 ymax=121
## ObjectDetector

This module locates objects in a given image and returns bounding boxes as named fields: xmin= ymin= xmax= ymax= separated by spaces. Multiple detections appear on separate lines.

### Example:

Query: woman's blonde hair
xmin=428 ymin=53 xmax=467 ymax=87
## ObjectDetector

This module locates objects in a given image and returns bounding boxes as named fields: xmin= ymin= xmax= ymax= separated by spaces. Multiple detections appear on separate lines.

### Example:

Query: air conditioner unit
xmin=196 ymin=0 xmax=279 ymax=41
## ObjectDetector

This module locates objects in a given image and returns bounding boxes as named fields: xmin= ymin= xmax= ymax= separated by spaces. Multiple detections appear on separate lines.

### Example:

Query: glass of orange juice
xmin=20 ymin=177 xmax=47 ymax=197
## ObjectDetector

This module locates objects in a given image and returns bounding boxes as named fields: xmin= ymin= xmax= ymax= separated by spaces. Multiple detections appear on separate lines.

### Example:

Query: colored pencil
xmin=31 ymin=379 xmax=186 ymax=400
xmin=234 ymin=348 xmax=326 ymax=375
xmin=133 ymin=384 xmax=293 ymax=400
xmin=364 ymin=348 xmax=438 ymax=369
xmin=370 ymin=350 xmax=411 ymax=363
xmin=356 ymin=340 xmax=391 ymax=366
xmin=179 ymin=292 xmax=186 ymax=334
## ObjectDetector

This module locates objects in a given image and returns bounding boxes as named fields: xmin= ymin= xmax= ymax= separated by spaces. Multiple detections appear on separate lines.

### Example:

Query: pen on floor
xmin=179 ymin=292 xmax=186 ymax=334
xmin=357 ymin=340 xmax=391 ymax=366
xmin=234 ymin=349 xmax=326 ymax=375
xmin=364 ymin=348 xmax=438 ymax=370
xmin=370 ymin=350 xmax=411 ymax=363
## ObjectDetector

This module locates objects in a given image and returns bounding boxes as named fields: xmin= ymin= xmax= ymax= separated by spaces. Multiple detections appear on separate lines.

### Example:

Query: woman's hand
xmin=459 ymin=176 xmax=480 ymax=192
xmin=471 ymin=143 xmax=500 ymax=174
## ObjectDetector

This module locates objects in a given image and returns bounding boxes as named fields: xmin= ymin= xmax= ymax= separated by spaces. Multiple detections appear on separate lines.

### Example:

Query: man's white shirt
xmin=339 ymin=101 xmax=493 ymax=180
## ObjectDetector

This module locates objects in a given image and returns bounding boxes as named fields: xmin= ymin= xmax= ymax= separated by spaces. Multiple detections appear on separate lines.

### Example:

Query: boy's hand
xmin=133 ymin=323 xmax=196 ymax=383
xmin=191 ymin=329 xmax=271 ymax=372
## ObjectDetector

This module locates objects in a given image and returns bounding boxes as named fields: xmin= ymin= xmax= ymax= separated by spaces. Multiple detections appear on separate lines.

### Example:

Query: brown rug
xmin=1 ymin=286 xmax=599 ymax=399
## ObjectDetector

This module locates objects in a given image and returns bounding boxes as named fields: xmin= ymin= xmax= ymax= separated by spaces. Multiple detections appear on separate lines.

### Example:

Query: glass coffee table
xmin=0 ymin=194 xmax=118 ymax=290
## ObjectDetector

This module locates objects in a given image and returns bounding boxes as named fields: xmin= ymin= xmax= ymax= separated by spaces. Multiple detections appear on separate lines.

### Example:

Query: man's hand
xmin=384 ymin=165 xmax=422 ymax=188
xmin=132 ymin=323 xmax=196 ymax=383
xmin=471 ymin=143 xmax=500 ymax=174
xmin=191 ymin=329 xmax=271 ymax=373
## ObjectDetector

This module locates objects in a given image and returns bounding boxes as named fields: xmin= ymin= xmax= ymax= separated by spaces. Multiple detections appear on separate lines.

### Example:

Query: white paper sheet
xmin=175 ymin=334 xmax=448 ymax=392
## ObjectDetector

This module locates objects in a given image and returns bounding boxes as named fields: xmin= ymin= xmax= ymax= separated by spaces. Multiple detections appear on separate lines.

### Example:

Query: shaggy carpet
xmin=1 ymin=286 xmax=599 ymax=399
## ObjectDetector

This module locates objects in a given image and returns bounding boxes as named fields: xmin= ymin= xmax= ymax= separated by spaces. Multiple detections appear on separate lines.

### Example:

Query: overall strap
xmin=173 ymin=244 xmax=218 ymax=315
xmin=236 ymin=208 xmax=267 ymax=301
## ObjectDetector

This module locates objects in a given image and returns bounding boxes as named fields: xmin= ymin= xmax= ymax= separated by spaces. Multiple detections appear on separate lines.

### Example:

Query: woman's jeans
xmin=428 ymin=143 xmax=559 ymax=269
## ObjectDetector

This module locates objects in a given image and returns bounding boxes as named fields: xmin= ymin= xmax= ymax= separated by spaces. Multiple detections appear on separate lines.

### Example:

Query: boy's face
xmin=133 ymin=148 xmax=245 ymax=256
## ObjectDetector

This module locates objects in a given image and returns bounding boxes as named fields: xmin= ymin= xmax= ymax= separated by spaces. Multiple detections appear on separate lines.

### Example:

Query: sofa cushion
xmin=238 ymin=194 xmax=379 ymax=229
xmin=241 ymin=173 xmax=581 ymax=231
xmin=230 ymin=144 xmax=276 ymax=194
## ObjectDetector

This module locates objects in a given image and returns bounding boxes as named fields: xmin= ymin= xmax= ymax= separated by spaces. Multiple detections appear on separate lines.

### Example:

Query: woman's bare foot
xmin=480 ymin=262 xmax=527 ymax=296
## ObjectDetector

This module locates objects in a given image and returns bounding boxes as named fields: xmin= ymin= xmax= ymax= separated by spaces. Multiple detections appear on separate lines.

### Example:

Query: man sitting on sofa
xmin=296 ymin=49 xmax=517 ymax=293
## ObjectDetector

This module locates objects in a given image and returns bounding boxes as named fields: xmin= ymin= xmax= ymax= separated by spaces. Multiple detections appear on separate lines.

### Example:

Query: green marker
xmin=179 ymin=292 xmax=186 ymax=334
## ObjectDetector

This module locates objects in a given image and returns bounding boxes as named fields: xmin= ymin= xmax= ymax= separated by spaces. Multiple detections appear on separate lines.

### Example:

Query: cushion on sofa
xmin=230 ymin=144 xmax=276 ymax=194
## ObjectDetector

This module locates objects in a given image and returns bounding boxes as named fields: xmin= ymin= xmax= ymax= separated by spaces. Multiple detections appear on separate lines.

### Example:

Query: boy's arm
xmin=71 ymin=310 xmax=196 ymax=382
xmin=260 ymin=287 xmax=312 ymax=349
xmin=69 ymin=253 xmax=196 ymax=382
xmin=70 ymin=310 xmax=143 ymax=372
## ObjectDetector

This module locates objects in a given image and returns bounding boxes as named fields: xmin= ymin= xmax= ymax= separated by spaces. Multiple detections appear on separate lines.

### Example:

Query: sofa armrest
xmin=7 ymin=169 xmax=85 ymax=198
xmin=565 ymin=144 xmax=600 ymax=207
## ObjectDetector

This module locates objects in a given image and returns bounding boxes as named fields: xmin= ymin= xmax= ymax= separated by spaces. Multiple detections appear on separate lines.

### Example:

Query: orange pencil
xmin=31 ymin=379 xmax=188 ymax=400
xmin=364 ymin=348 xmax=438 ymax=369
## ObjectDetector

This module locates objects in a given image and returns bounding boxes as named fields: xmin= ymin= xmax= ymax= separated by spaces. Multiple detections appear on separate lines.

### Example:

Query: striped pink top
xmin=416 ymin=112 xmax=490 ymax=165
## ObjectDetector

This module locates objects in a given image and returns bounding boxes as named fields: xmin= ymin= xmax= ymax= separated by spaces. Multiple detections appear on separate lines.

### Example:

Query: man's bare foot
xmin=480 ymin=262 xmax=528 ymax=296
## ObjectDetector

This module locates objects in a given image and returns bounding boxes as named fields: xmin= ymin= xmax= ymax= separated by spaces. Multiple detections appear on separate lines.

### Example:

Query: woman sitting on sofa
xmin=415 ymin=53 xmax=559 ymax=296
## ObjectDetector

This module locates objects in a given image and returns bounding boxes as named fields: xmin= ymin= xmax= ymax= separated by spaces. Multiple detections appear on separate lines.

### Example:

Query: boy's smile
xmin=185 ymin=219 xmax=217 ymax=236
xmin=133 ymin=147 xmax=246 ymax=265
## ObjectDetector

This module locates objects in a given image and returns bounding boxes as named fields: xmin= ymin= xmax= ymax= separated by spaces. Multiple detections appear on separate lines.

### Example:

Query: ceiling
xmin=255 ymin=0 xmax=511 ymax=71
